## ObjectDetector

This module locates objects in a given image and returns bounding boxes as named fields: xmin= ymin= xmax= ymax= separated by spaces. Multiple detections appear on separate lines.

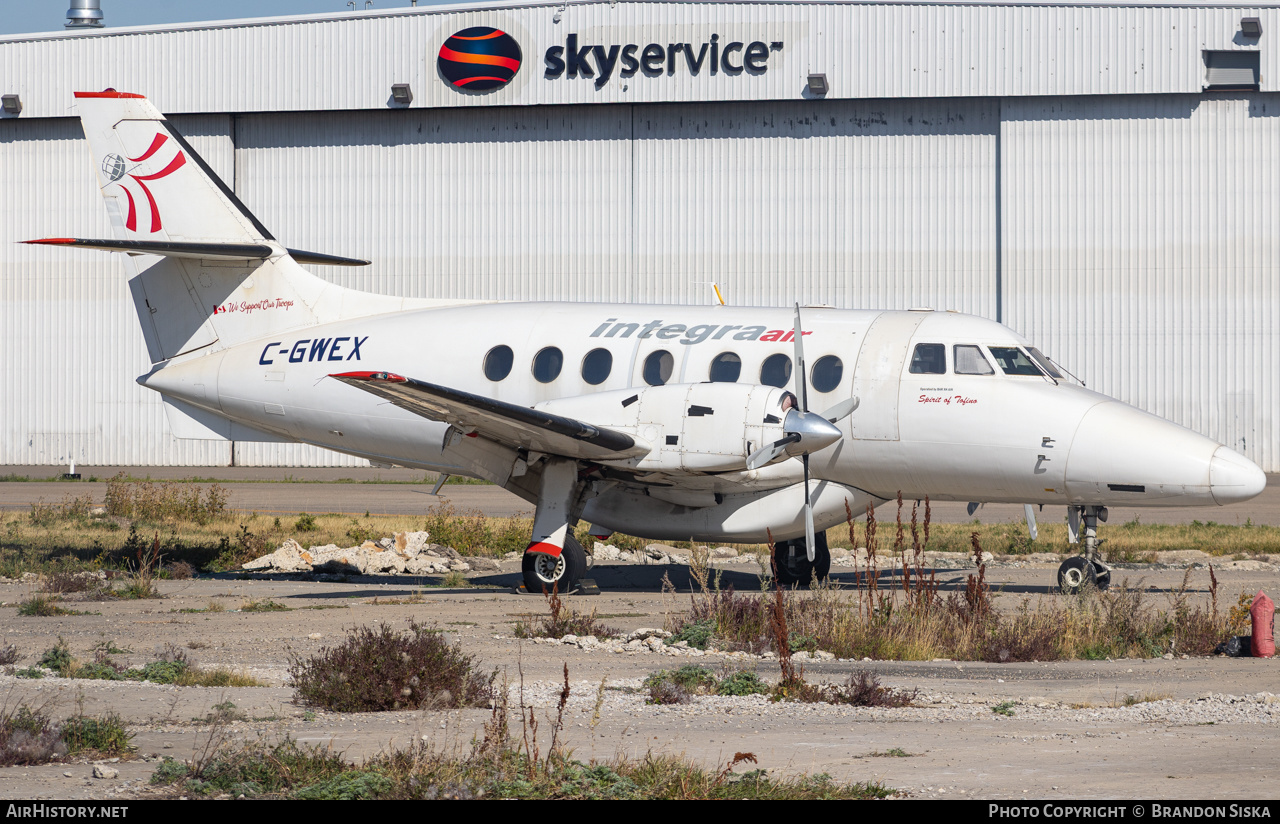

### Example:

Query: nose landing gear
xmin=1058 ymin=505 xmax=1113 ymax=594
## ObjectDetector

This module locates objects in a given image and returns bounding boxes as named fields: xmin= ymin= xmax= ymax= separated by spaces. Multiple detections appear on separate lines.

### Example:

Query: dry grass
xmin=668 ymin=498 xmax=1238 ymax=663
xmin=4 ymin=475 xmax=1276 ymax=580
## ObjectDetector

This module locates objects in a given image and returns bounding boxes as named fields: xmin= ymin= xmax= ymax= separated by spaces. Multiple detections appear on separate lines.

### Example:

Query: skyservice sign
xmin=437 ymin=25 xmax=783 ymax=93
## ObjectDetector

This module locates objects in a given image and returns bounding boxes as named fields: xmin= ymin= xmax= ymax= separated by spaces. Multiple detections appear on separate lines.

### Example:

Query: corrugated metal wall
xmin=1 ymin=2 xmax=1277 ymax=468
xmin=1002 ymin=93 xmax=1280 ymax=471
xmin=0 ymin=115 xmax=238 ymax=466
xmin=1 ymin=2 xmax=1276 ymax=117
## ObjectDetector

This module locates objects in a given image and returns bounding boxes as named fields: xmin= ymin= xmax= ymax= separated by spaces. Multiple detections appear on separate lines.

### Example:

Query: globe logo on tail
xmin=437 ymin=26 xmax=522 ymax=92
xmin=101 ymin=153 xmax=126 ymax=182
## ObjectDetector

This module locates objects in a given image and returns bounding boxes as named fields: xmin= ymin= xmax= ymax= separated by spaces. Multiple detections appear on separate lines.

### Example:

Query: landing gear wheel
xmin=773 ymin=533 xmax=830 ymax=587
xmin=522 ymin=534 xmax=587 ymax=594
xmin=1091 ymin=560 xmax=1112 ymax=592
xmin=1057 ymin=555 xmax=1096 ymax=594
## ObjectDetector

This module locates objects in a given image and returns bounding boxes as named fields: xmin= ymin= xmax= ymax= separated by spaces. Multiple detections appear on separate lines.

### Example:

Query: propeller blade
xmin=966 ymin=501 xmax=980 ymax=517
xmin=820 ymin=396 xmax=859 ymax=424
xmin=792 ymin=303 xmax=808 ymax=413
xmin=746 ymin=433 xmax=799 ymax=471
xmin=1024 ymin=504 xmax=1038 ymax=542
xmin=803 ymin=453 xmax=816 ymax=562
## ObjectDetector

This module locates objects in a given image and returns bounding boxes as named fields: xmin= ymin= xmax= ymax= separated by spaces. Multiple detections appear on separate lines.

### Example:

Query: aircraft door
xmin=848 ymin=312 xmax=927 ymax=441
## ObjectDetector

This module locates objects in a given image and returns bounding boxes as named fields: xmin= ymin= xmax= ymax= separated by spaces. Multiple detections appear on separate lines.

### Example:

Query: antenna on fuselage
xmin=694 ymin=282 xmax=726 ymax=306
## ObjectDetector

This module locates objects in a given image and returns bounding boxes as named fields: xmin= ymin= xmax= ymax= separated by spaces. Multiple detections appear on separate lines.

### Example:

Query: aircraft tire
xmin=522 ymin=535 xmax=586 ymax=594
xmin=773 ymin=534 xmax=830 ymax=587
xmin=1057 ymin=556 xmax=1096 ymax=594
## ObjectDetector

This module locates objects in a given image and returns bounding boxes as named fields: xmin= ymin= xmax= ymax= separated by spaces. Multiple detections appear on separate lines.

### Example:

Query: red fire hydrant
xmin=1251 ymin=591 xmax=1274 ymax=658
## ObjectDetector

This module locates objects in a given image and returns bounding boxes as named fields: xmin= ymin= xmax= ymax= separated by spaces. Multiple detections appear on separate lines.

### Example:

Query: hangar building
xmin=1 ymin=1 xmax=1277 ymax=470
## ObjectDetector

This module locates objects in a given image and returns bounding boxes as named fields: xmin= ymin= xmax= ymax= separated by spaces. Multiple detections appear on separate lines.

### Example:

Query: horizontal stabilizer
xmin=23 ymin=238 xmax=369 ymax=266
xmin=330 ymin=371 xmax=650 ymax=462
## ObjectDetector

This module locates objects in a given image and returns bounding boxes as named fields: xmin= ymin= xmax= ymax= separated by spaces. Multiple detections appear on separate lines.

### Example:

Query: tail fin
xmin=75 ymin=90 xmax=270 ymax=243
xmin=33 ymin=91 xmax=417 ymax=364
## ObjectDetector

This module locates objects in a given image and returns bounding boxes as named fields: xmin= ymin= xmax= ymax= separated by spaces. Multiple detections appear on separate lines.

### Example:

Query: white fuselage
xmin=140 ymin=301 xmax=1265 ymax=543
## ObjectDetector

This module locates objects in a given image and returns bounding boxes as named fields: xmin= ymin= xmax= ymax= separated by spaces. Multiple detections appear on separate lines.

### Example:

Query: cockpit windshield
xmin=987 ymin=346 xmax=1045 ymax=376
xmin=1026 ymin=347 xmax=1065 ymax=379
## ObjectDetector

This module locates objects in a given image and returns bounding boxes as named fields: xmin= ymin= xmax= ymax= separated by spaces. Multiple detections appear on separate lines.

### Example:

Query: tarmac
xmin=0 ymin=464 xmax=1277 ymax=526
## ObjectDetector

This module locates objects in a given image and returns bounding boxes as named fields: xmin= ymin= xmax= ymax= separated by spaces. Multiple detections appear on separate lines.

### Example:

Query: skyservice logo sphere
xmin=438 ymin=27 xmax=522 ymax=92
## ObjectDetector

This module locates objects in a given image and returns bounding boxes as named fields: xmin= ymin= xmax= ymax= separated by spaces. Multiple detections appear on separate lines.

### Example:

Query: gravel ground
xmin=1 ymin=557 xmax=1278 ymax=800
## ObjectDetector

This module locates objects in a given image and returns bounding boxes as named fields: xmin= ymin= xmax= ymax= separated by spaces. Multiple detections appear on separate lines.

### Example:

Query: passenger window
xmin=483 ymin=345 xmax=513 ymax=381
xmin=532 ymin=347 xmax=563 ymax=383
xmin=909 ymin=343 xmax=946 ymax=374
xmin=988 ymin=346 xmax=1044 ymax=376
xmin=709 ymin=352 xmax=741 ymax=383
xmin=811 ymin=355 xmax=843 ymax=393
xmin=643 ymin=350 xmax=674 ymax=386
xmin=760 ymin=353 xmax=792 ymax=388
xmin=581 ymin=348 xmax=612 ymax=385
xmin=953 ymin=345 xmax=995 ymax=376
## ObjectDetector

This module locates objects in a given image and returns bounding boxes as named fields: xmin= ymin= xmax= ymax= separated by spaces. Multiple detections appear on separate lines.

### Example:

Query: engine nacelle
xmin=536 ymin=382 xmax=790 ymax=472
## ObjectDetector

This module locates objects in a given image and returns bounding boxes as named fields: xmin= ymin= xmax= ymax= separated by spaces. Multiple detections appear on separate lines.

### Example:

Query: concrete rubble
xmin=242 ymin=531 xmax=500 ymax=575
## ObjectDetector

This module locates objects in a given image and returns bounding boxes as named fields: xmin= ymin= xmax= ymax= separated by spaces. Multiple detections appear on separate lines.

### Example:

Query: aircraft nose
xmin=1210 ymin=447 xmax=1267 ymax=505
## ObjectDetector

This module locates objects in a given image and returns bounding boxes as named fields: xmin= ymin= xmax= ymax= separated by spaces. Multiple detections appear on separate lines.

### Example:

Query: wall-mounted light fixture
xmin=806 ymin=73 xmax=829 ymax=96
xmin=391 ymin=83 xmax=413 ymax=105
xmin=1 ymin=95 xmax=22 ymax=115
xmin=1241 ymin=17 xmax=1263 ymax=37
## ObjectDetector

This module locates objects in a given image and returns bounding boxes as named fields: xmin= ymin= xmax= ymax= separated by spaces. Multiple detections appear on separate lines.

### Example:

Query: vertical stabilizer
xmin=75 ymin=91 xmax=271 ymax=243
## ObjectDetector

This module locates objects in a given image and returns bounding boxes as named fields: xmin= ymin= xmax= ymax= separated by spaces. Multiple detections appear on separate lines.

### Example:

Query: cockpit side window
xmin=988 ymin=346 xmax=1045 ymax=376
xmin=909 ymin=343 xmax=946 ymax=374
xmin=957 ymin=345 xmax=993 ymax=376
xmin=953 ymin=345 xmax=995 ymax=375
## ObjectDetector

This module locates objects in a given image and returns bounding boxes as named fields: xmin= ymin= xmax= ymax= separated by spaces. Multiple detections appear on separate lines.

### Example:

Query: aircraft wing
xmin=330 ymin=371 xmax=650 ymax=462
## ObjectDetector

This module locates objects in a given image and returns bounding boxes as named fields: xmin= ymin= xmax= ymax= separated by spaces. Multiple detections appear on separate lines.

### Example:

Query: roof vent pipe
xmin=66 ymin=0 xmax=105 ymax=28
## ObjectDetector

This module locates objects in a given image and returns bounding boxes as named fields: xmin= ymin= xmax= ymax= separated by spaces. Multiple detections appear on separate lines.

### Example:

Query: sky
xmin=1 ymin=1 xmax=452 ymax=37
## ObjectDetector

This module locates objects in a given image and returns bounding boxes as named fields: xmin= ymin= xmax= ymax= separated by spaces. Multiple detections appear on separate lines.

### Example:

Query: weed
xmin=115 ymin=532 xmax=162 ymax=599
xmin=440 ymin=570 xmax=470 ymax=588
xmin=294 ymin=513 xmax=318 ymax=533
xmin=14 ymin=668 xmax=44 ymax=679
xmin=716 ymin=670 xmax=769 ymax=696
xmin=18 ymin=595 xmax=68 ymax=617
xmin=290 ymin=620 xmax=495 ymax=712
xmin=38 ymin=639 xmax=74 ymax=676
xmin=513 ymin=587 xmax=618 ymax=640
xmin=0 ymin=702 xmax=66 ymax=765
xmin=827 ymin=671 xmax=918 ymax=707
xmin=0 ymin=645 xmax=16 ymax=666
xmin=198 ymin=701 xmax=247 ymax=723
xmin=61 ymin=713 xmax=134 ymax=756
xmin=667 ymin=619 xmax=715 ymax=649
xmin=163 ymin=560 xmax=196 ymax=580
xmin=992 ymin=701 xmax=1017 ymax=716
xmin=871 ymin=748 xmax=915 ymax=758
xmin=103 ymin=474 xmax=227 ymax=524
xmin=175 ymin=668 xmax=265 ymax=688
xmin=242 ymin=599 xmax=290 ymax=612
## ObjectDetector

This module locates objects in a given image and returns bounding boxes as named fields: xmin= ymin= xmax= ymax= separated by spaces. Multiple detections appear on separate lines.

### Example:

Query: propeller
xmin=1024 ymin=504 xmax=1038 ymax=541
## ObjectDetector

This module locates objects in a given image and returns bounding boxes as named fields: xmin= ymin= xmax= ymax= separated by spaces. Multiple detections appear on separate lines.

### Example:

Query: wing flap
xmin=330 ymin=371 xmax=650 ymax=462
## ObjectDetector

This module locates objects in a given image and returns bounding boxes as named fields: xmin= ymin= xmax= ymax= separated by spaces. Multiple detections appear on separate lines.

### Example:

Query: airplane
xmin=24 ymin=90 xmax=1268 ymax=594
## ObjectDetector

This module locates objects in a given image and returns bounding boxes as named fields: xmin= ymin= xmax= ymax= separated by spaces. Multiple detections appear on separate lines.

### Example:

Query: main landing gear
xmin=772 ymin=532 xmax=831 ymax=587
xmin=523 ymin=533 xmax=588 ymax=593
xmin=520 ymin=457 xmax=590 ymax=594
xmin=1057 ymin=504 xmax=1113 ymax=594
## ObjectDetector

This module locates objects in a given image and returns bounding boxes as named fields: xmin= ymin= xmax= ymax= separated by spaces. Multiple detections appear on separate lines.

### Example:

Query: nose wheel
xmin=1060 ymin=505 xmax=1113 ymax=593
